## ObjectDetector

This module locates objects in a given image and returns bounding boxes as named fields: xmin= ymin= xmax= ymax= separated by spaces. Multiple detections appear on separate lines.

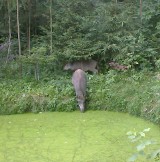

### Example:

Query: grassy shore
xmin=0 ymin=71 xmax=160 ymax=124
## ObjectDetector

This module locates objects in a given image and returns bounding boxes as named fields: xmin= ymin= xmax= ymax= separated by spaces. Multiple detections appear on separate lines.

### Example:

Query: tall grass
xmin=88 ymin=70 xmax=160 ymax=124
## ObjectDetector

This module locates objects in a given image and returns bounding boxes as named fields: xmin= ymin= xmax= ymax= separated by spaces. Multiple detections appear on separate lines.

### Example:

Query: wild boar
xmin=72 ymin=69 xmax=87 ymax=112
xmin=64 ymin=59 xmax=98 ymax=73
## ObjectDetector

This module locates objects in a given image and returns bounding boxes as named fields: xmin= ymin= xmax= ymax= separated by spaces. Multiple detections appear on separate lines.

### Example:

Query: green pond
xmin=0 ymin=111 xmax=159 ymax=162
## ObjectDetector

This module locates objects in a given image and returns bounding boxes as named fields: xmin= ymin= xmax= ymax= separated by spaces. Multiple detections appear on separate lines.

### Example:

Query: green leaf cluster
xmin=127 ymin=128 xmax=160 ymax=162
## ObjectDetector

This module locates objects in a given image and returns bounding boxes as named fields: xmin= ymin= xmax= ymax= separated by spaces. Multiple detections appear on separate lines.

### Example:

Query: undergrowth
xmin=0 ymin=70 xmax=160 ymax=125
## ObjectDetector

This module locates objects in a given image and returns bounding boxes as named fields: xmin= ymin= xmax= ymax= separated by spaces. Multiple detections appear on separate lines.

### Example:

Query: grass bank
xmin=0 ymin=71 xmax=160 ymax=124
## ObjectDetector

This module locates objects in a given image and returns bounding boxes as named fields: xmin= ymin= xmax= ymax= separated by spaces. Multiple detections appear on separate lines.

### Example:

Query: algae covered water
xmin=0 ymin=111 xmax=159 ymax=162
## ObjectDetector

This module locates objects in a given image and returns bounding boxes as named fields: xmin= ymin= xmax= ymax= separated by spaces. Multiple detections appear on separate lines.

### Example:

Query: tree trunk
xmin=33 ymin=0 xmax=38 ymax=35
xmin=50 ymin=0 xmax=53 ymax=55
xmin=28 ymin=0 xmax=31 ymax=55
xmin=17 ymin=0 xmax=21 ymax=56
xmin=17 ymin=0 xmax=22 ymax=77
xmin=140 ymin=0 xmax=142 ymax=19
xmin=6 ymin=0 xmax=12 ymax=64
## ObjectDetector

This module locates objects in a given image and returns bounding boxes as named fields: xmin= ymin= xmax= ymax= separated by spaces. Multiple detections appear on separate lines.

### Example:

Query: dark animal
xmin=72 ymin=69 xmax=87 ymax=112
xmin=64 ymin=59 xmax=98 ymax=73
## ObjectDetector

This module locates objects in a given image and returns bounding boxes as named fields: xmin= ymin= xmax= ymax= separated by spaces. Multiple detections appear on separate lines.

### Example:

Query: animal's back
xmin=64 ymin=60 xmax=98 ymax=73
xmin=72 ymin=69 xmax=86 ymax=96
xmin=82 ymin=60 xmax=97 ymax=72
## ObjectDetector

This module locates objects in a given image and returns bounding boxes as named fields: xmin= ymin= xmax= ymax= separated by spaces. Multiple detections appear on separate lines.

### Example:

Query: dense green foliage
xmin=0 ymin=0 xmax=160 ymax=76
xmin=0 ymin=71 xmax=160 ymax=125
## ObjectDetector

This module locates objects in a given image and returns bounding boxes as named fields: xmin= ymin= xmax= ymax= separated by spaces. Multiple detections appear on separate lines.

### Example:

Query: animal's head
xmin=64 ymin=63 xmax=71 ymax=70
xmin=77 ymin=95 xmax=85 ymax=113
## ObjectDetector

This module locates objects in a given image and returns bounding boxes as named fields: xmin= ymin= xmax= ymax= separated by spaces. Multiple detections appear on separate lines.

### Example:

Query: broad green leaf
xmin=143 ymin=128 xmax=151 ymax=132
xmin=139 ymin=132 xmax=145 ymax=137
xmin=128 ymin=153 xmax=138 ymax=162
xmin=127 ymin=131 xmax=133 ymax=135
xmin=144 ymin=140 xmax=155 ymax=146
xmin=131 ymin=136 xmax=141 ymax=142
xmin=137 ymin=143 xmax=145 ymax=151
xmin=128 ymin=135 xmax=136 ymax=140
xmin=150 ymin=149 xmax=160 ymax=159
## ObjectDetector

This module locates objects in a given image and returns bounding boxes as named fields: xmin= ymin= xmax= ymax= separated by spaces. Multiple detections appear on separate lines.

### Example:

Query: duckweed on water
xmin=0 ymin=111 xmax=159 ymax=162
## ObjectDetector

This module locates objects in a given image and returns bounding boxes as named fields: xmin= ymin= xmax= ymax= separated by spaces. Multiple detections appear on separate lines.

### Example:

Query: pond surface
xmin=0 ymin=111 xmax=159 ymax=162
